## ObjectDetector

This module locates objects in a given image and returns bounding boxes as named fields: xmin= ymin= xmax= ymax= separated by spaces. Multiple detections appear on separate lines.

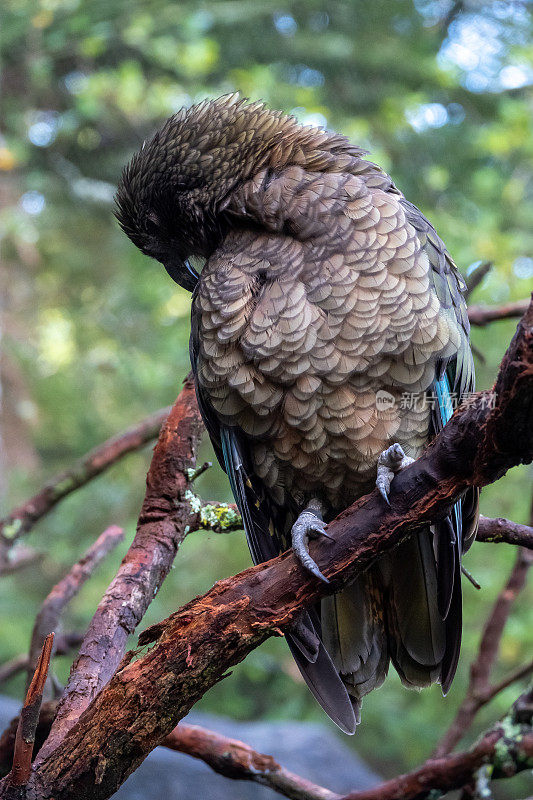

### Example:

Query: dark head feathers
xmin=115 ymin=93 xmax=363 ymax=290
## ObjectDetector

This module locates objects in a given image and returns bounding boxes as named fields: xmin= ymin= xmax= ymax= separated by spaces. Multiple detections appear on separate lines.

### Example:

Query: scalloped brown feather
xmin=117 ymin=95 xmax=478 ymax=731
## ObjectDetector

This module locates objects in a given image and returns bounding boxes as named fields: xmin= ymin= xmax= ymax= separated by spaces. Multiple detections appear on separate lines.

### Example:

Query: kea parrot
xmin=115 ymin=95 xmax=479 ymax=734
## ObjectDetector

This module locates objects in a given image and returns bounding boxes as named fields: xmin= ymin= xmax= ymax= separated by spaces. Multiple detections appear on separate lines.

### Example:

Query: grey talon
xmin=376 ymin=443 xmax=415 ymax=504
xmin=377 ymin=480 xmax=391 ymax=506
xmin=291 ymin=508 xmax=330 ymax=583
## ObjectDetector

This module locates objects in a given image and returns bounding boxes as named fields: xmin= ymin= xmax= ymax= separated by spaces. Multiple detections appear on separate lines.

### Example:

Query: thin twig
xmin=483 ymin=658 xmax=533 ymax=704
xmin=26 ymin=526 xmax=124 ymax=690
xmin=9 ymin=634 xmax=54 ymax=789
xmin=0 ymin=406 xmax=170 ymax=568
xmin=434 ymin=546 xmax=533 ymax=757
xmin=187 ymin=461 xmax=212 ymax=483
xmin=0 ymin=634 xmax=84 ymax=687
xmin=460 ymin=564 xmax=481 ymax=590
xmin=465 ymin=261 xmax=492 ymax=299
xmin=0 ymin=657 xmax=28 ymax=686
xmin=0 ymin=547 xmax=44 ymax=576
xmin=163 ymin=724 xmax=340 ymax=800
xmin=476 ymin=514 xmax=533 ymax=548
xmin=468 ymin=299 xmax=530 ymax=326
xmin=36 ymin=378 xmax=203 ymax=760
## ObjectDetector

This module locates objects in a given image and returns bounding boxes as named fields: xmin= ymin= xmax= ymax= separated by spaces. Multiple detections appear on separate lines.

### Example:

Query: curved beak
xmin=163 ymin=257 xmax=199 ymax=293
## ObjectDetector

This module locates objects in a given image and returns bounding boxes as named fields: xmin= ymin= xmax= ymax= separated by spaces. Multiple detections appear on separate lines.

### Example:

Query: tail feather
xmin=461 ymin=486 xmax=480 ymax=553
xmin=385 ymin=531 xmax=446 ymax=670
xmin=288 ymin=610 xmax=320 ymax=663
xmin=440 ymin=547 xmax=463 ymax=694
xmin=435 ymin=516 xmax=456 ymax=620
xmin=286 ymin=632 xmax=357 ymax=734
xmin=321 ymin=570 xmax=389 ymax=712
xmin=321 ymin=528 xmax=457 ymax=718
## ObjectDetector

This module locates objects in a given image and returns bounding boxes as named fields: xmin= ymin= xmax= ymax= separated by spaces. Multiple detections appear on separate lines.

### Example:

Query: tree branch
xmin=0 ymin=407 xmax=170 ymax=569
xmin=189 ymin=499 xmax=242 ymax=533
xmin=0 ymin=548 xmax=44 ymax=576
xmin=163 ymin=724 xmax=341 ymax=800
xmin=8 ymin=634 xmax=54 ymax=792
xmin=467 ymin=299 xmax=530 ymax=326
xmin=4 ymin=299 xmax=528 ymax=800
xmin=341 ymin=689 xmax=533 ymax=800
xmin=3 ymin=705 xmax=340 ymax=800
xmin=0 ymin=635 xmax=83 ymax=689
xmin=26 ymin=526 xmax=124 ymax=690
xmin=192 ymin=509 xmax=533 ymax=543
xmin=476 ymin=514 xmax=533 ymax=548
xmin=35 ymin=378 xmax=203 ymax=761
xmin=471 ymin=552 xmax=532 ymax=691
xmin=166 ymin=688 xmax=533 ymax=800
xmin=0 ymin=657 xmax=29 ymax=688
xmin=435 ymin=533 xmax=533 ymax=757
xmin=483 ymin=658 xmax=533 ymax=703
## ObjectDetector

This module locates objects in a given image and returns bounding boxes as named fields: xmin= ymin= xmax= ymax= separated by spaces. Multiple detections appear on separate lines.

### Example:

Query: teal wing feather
xmin=402 ymin=200 xmax=479 ymax=692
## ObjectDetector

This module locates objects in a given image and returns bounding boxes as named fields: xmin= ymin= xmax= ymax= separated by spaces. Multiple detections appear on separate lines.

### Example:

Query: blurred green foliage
xmin=0 ymin=0 xmax=532 ymax=794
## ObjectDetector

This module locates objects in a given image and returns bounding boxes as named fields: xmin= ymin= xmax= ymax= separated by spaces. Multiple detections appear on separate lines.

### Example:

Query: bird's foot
xmin=376 ymin=443 xmax=415 ymax=505
xmin=291 ymin=509 xmax=333 ymax=584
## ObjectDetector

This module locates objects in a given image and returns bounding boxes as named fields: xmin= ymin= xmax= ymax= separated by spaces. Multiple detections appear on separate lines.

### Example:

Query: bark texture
xmin=36 ymin=381 xmax=202 ymax=760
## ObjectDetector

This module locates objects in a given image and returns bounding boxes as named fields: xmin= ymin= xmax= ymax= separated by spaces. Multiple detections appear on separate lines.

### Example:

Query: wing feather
xmin=402 ymin=201 xmax=479 ymax=690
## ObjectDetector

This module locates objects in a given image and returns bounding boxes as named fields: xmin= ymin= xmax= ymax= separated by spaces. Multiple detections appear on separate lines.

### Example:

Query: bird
xmin=115 ymin=94 xmax=479 ymax=734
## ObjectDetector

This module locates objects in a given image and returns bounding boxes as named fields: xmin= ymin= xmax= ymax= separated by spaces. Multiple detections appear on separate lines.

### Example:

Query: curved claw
xmin=376 ymin=476 xmax=392 ymax=506
xmin=376 ymin=443 xmax=415 ymax=505
xmin=291 ymin=510 xmax=331 ymax=584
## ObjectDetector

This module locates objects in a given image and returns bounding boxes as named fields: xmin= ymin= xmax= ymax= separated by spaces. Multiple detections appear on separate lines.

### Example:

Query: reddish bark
xmin=27 ymin=526 xmax=124 ymax=689
xmin=8 ymin=635 xmax=54 ymax=791
xmin=342 ymin=711 xmax=533 ymax=800
xmin=164 ymin=724 xmax=340 ymax=800
xmin=36 ymin=379 xmax=203 ymax=760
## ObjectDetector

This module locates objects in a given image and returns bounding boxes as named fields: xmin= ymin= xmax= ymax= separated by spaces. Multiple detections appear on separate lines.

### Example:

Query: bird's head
xmin=115 ymin=94 xmax=303 ymax=291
